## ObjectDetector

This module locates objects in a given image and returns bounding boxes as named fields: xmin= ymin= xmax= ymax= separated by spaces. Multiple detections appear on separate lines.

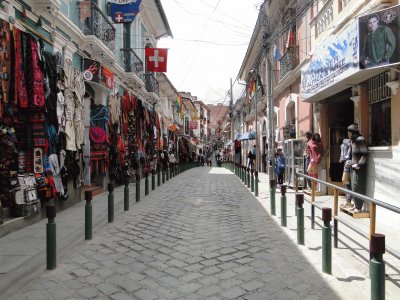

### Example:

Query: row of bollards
xmin=46 ymin=162 xmax=196 ymax=271
xmin=232 ymin=163 xmax=259 ymax=197
xmin=233 ymin=166 xmax=387 ymax=300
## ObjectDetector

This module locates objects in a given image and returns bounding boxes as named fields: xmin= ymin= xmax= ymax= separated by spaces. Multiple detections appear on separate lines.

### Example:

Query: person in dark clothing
xmin=275 ymin=148 xmax=285 ymax=186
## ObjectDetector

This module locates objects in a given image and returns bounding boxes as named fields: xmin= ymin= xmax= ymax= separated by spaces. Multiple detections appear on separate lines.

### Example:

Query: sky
xmin=158 ymin=0 xmax=262 ymax=104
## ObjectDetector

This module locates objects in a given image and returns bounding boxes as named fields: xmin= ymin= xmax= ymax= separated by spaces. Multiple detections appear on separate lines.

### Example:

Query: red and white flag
xmin=145 ymin=48 xmax=168 ymax=72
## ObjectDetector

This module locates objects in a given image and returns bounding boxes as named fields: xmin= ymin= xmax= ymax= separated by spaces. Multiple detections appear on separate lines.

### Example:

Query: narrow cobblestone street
xmin=7 ymin=167 xmax=343 ymax=300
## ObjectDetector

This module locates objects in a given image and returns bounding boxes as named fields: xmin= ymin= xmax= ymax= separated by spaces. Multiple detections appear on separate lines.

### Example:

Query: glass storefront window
xmin=370 ymin=99 xmax=391 ymax=146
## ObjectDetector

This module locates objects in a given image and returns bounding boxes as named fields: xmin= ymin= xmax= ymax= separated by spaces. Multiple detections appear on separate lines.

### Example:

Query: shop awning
xmin=240 ymin=131 xmax=256 ymax=140
xmin=167 ymin=124 xmax=178 ymax=132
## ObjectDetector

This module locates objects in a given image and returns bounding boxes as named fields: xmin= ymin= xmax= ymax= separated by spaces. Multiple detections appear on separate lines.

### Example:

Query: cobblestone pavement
xmin=11 ymin=167 xmax=344 ymax=299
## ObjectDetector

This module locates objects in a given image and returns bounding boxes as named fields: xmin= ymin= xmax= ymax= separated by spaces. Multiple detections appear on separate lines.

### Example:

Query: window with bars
xmin=368 ymin=71 xmax=392 ymax=146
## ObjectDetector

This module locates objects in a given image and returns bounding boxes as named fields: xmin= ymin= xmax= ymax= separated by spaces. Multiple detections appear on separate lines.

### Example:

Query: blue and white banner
xmin=301 ymin=21 xmax=359 ymax=100
xmin=110 ymin=0 xmax=142 ymax=23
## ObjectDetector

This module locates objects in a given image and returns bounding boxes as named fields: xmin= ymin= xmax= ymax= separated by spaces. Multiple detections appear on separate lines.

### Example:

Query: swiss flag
xmin=145 ymin=48 xmax=168 ymax=72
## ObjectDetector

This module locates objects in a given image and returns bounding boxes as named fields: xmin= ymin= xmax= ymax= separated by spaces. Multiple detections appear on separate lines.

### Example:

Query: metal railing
xmin=78 ymin=2 xmax=116 ymax=52
xmin=295 ymin=172 xmax=400 ymax=261
xmin=280 ymin=46 xmax=299 ymax=79
xmin=120 ymin=48 xmax=144 ymax=80
xmin=144 ymin=73 xmax=159 ymax=95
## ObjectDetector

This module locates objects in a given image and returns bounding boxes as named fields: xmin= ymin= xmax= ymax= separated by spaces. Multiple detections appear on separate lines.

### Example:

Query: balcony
xmin=144 ymin=74 xmax=159 ymax=96
xmin=121 ymin=48 xmax=144 ymax=83
xmin=78 ymin=2 xmax=116 ymax=52
xmin=280 ymin=46 xmax=299 ymax=80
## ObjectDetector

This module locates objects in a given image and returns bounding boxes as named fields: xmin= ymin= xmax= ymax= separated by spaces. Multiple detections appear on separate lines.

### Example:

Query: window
xmin=368 ymin=71 xmax=391 ymax=146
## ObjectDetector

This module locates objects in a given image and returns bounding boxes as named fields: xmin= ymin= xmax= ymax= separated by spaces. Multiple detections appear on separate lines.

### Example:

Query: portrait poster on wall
xmin=359 ymin=5 xmax=400 ymax=69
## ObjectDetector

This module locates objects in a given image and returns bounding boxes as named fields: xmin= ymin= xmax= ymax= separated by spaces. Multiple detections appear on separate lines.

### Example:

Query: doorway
xmin=326 ymin=89 xmax=354 ymax=191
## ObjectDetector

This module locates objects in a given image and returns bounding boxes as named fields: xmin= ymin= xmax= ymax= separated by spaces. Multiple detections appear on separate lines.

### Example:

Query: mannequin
xmin=339 ymin=137 xmax=353 ymax=208
xmin=347 ymin=124 xmax=368 ymax=213
xmin=307 ymin=133 xmax=323 ymax=180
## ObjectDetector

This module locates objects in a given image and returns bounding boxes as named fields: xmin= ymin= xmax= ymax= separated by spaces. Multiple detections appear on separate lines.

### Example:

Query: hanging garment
xmin=74 ymin=68 xmax=85 ymax=149
xmin=0 ymin=20 xmax=11 ymax=106
xmin=13 ymin=28 xmax=28 ymax=108
xmin=27 ymin=36 xmax=45 ymax=109
xmin=108 ymin=93 xmax=119 ymax=125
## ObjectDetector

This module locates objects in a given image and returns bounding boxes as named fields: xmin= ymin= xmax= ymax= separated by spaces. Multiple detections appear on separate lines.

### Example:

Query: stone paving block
xmin=96 ymin=283 xmax=120 ymax=296
xmin=155 ymin=286 xmax=180 ymax=299
xmin=184 ymin=256 xmax=203 ymax=264
xmin=167 ymin=258 xmax=188 ymax=268
xmin=183 ymin=263 xmax=203 ymax=272
xmin=200 ymin=258 xmax=220 ymax=266
xmin=196 ymin=285 xmax=222 ymax=297
xmin=218 ymin=261 xmax=240 ymax=270
xmin=233 ymin=265 xmax=253 ymax=274
xmin=134 ymin=288 xmax=158 ymax=300
xmin=202 ymin=252 xmax=220 ymax=259
xmin=179 ymin=272 xmax=203 ymax=282
xmin=217 ymin=254 xmax=236 ymax=262
xmin=138 ymin=278 xmax=160 ymax=290
xmin=216 ymin=270 xmax=237 ymax=280
xmin=70 ymin=268 xmax=91 ymax=278
xmin=96 ymin=268 xmax=114 ymax=278
xmin=77 ymin=286 xmax=99 ymax=299
xmin=200 ymin=266 xmax=221 ymax=275
xmin=220 ymin=286 xmax=246 ymax=299
xmin=159 ymin=275 xmax=181 ymax=287
xmin=241 ymin=280 xmax=265 ymax=292
xmin=83 ymin=275 xmax=103 ymax=285
xmin=164 ymin=266 xmax=185 ymax=277
xmin=178 ymin=282 xmax=202 ymax=294
xmin=22 ymin=290 xmax=51 ymax=300
xmin=220 ymin=278 xmax=245 ymax=289
xmin=236 ymin=257 xmax=256 ymax=264
xmin=110 ymin=292 xmax=136 ymax=300
xmin=153 ymin=253 xmax=171 ymax=262
xmin=64 ymin=279 xmax=85 ymax=290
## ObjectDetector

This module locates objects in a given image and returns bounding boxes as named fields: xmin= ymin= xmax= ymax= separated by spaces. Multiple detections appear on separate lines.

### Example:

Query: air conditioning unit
xmin=144 ymin=33 xmax=156 ymax=47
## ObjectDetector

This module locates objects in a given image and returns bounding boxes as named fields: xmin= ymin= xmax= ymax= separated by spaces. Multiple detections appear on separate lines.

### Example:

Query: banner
xmin=145 ymin=48 xmax=168 ymax=72
xmin=301 ymin=21 xmax=359 ymax=100
xmin=189 ymin=121 xmax=198 ymax=130
xmin=83 ymin=58 xmax=114 ymax=90
xmin=110 ymin=0 xmax=142 ymax=23
xmin=359 ymin=5 xmax=400 ymax=69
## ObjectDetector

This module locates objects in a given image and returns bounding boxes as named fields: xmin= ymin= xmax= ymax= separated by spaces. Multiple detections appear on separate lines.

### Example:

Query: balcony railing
xmin=78 ymin=2 xmax=116 ymax=52
xmin=280 ymin=46 xmax=299 ymax=80
xmin=144 ymin=73 xmax=159 ymax=95
xmin=120 ymin=48 xmax=144 ymax=80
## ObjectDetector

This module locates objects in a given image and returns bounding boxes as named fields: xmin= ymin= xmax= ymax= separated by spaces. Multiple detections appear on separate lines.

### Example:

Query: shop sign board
xmin=189 ymin=121 xmax=198 ymax=129
xmin=110 ymin=0 xmax=142 ymax=23
xmin=359 ymin=5 xmax=400 ymax=70
xmin=83 ymin=58 xmax=115 ymax=90
xmin=301 ymin=21 xmax=359 ymax=100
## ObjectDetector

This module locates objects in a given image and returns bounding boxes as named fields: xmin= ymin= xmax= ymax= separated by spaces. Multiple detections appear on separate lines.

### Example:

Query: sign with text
xmin=110 ymin=0 xmax=142 ymax=23
xmin=301 ymin=21 xmax=359 ymax=100
xmin=83 ymin=58 xmax=114 ymax=90
xmin=189 ymin=121 xmax=198 ymax=130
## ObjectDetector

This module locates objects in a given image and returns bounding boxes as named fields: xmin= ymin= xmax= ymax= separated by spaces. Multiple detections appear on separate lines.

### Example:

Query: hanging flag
xmin=176 ymin=96 xmax=183 ymax=118
xmin=257 ymin=74 xmax=265 ymax=96
xmin=249 ymin=80 xmax=256 ymax=98
xmin=145 ymin=48 xmax=168 ymax=72
xmin=110 ymin=0 xmax=142 ymax=23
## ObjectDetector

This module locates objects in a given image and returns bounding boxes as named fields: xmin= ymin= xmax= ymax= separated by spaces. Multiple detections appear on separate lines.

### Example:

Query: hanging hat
xmin=347 ymin=124 xmax=359 ymax=133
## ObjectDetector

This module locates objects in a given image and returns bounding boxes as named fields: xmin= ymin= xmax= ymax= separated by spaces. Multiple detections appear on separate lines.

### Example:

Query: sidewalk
xmin=254 ymin=170 xmax=400 ymax=299
xmin=0 ymin=175 xmax=150 ymax=297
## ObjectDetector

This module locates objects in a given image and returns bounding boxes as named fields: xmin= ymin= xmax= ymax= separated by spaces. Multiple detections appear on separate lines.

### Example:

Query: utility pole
xmin=230 ymin=78 xmax=234 ymax=163
xmin=255 ymin=74 xmax=259 ymax=172
xmin=267 ymin=60 xmax=275 ymax=180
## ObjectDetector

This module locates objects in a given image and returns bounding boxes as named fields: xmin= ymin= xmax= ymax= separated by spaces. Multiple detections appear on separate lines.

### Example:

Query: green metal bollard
xmin=322 ymin=208 xmax=332 ymax=274
xmin=157 ymin=167 xmax=161 ymax=186
xmin=251 ymin=170 xmax=254 ymax=192
xmin=270 ymin=179 xmax=276 ymax=215
xmin=280 ymin=185 xmax=287 ymax=227
xmin=145 ymin=174 xmax=149 ymax=195
xmin=296 ymin=193 xmax=304 ymax=245
xmin=255 ymin=171 xmax=259 ymax=196
xmin=162 ymin=167 xmax=165 ymax=183
xmin=46 ymin=206 xmax=56 ymax=270
xmin=247 ymin=168 xmax=250 ymax=188
xmin=108 ymin=183 xmax=114 ymax=223
xmin=85 ymin=191 xmax=92 ymax=240
xmin=135 ymin=174 xmax=140 ymax=202
xmin=370 ymin=234 xmax=385 ymax=300
xmin=124 ymin=176 xmax=130 ymax=210
xmin=166 ymin=167 xmax=169 ymax=181
xmin=152 ymin=171 xmax=155 ymax=190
